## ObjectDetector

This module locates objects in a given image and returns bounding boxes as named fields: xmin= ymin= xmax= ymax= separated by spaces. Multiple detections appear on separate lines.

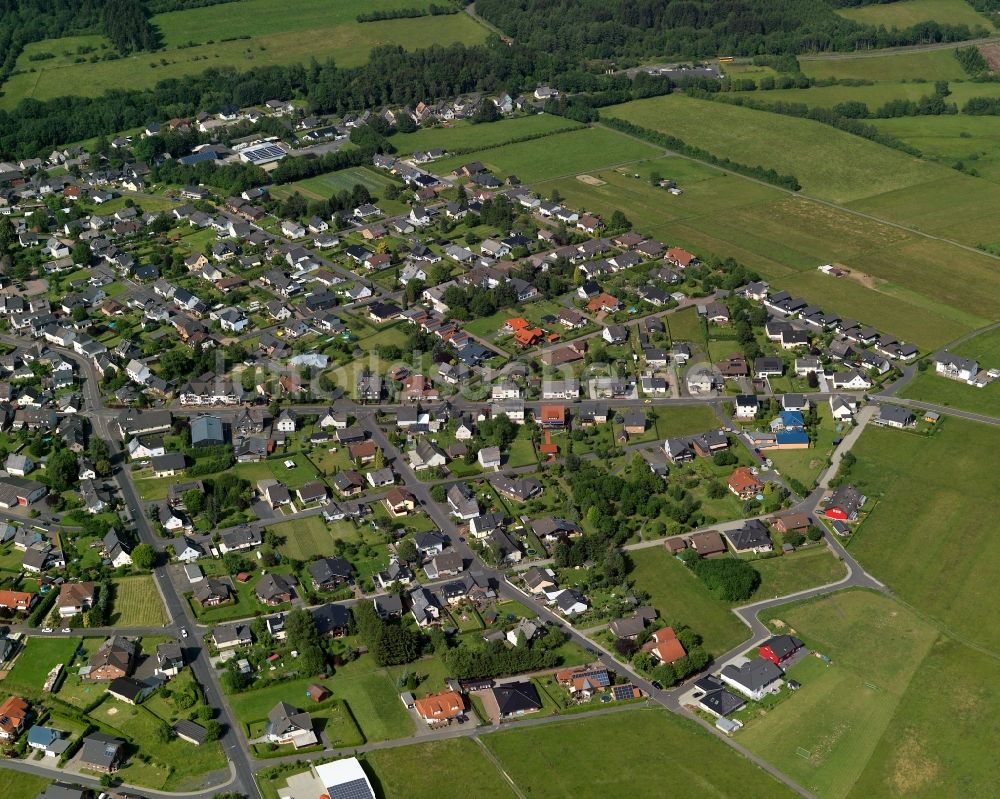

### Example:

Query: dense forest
xmin=476 ymin=0 xmax=989 ymax=58
xmin=102 ymin=0 xmax=159 ymax=52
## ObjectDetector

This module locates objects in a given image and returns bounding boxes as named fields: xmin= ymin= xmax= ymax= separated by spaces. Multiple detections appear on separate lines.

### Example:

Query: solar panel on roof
xmin=612 ymin=684 xmax=637 ymax=701
xmin=326 ymin=777 xmax=376 ymax=799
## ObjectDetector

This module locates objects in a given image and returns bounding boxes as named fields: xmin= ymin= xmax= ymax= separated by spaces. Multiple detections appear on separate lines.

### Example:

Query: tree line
xmin=476 ymin=0 xmax=988 ymax=60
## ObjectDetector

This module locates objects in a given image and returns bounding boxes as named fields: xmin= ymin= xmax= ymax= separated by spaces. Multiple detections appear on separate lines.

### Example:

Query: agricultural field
xmin=482 ymin=709 xmax=801 ymax=799
xmin=899 ymin=326 xmax=1000 ymax=414
xmin=0 ymin=0 xmax=487 ymax=108
xmin=845 ymin=418 xmax=1000 ymax=652
xmin=626 ymin=546 xmax=749 ymax=655
xmin=112 ymin=575 xmax=169 ymax=626
xmin=871 ymin=114 xmax=1000 ymax=184
xmin=364 ymin=739 xmax=519 ymax=799
xmin=799 ymin=48 xmax=968 ymax=82
xmin=542 ymin=155 xmax=989 ymax=346
xmin=3 ymin=636 xmax=80 ymax=692
xmin=389 ymin=114 xmax=584 ymax=154
xmin=429 ymin=126 xmax=663 ymax=184
xmin=835 ymin=0 xmax=994 ymax=30
xmin=759 ymin=80 xmax=1000 ymax=114
xmin=268 ymin=166 xmax=401 ymax=203
xmin=603 ymin=94 xmax=949 ymax=203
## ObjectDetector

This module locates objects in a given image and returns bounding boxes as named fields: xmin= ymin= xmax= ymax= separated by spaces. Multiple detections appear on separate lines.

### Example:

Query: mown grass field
xmin=899 ymin=326 xmax=1000 ymax=414
xmin=846 ymin=419 xmax=1000 ymax=652
xmin=3 ymin=636 xmax=79 ymax=692
xmin=269 ymin=514 xmax=336 ymax=561
xmin=626 ymin=547 xmax=749 ymax=655
xmin=835 ymin=0 xmax=994 ymax=29
xmin=799 ymin=48 xmax=968 ymax=81
xmin=268 ymin=166 xmax=400 ymax=202
xmin=365 ymin=739 xmax=519 ymax=799
xmin=0 ymin=767 xmax=48 ymax=797
xmin=745 ymin=590 xmax=941 ymax=799
xmin=430 ymin=126 xmax=663 ymax=183
xmin=483 ymin=709 xmax=801 ymax=798
xmin=752 ymin=546 xmax=847 ymax=599
xmin=655 ymin=404 xmax=721 ymax=438
xmin=389 ymin=114 xmax=584 ymax=154
xmin=0 ymin=0 xmax=487 ymax=107
xmin=603 ymin=94 xmax=949 ymax=203
xmin=112 ymin=575 xmax=169 ymax=626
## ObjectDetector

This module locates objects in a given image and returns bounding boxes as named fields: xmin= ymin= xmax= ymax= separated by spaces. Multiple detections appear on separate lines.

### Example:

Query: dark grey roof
xmin=721 ymin=657 xmax=783 ymax=692
xmin=492 ymin=681 xmax=542 ymax=715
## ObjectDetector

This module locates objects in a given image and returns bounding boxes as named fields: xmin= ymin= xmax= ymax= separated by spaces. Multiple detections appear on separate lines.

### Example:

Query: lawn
xmin=112 ymin=575 xmax=169 ymax=626
xmin=835 ymin=0 xmax=994 ymax=29
xmin=799 ymin=47 xmax=968 ymax=82
xmin=483 ymin=708 xmax=801 ymax=799
xmin=603 ymin=94 xmax=950 ymax=204
xmin=752 ymin=547 xmax=847 ymax=599
xmin=429 ymin=126 xmax=663 ymax=184
xmin=767 ymin=405 xmax=843 ymax=489
xmin=389 ymin=114 xmax=584 ymax=153
xmin=845 ymin=418 xmax=1000 ymax=653
xmin=900 ymin=342 xmax=1000 ymax=416
xmin=364 ymin=738 xmax=519 ymax=799
xmin=743 ymin=590 xmax=940 ymax=799
xmin=269 ymin=514 xmax=337 ymax=561
xmin=625 ymin=547 xmax=748 ymax=655
xmin=226 ymin=656 xmax=414 ymax=742
xmin=0 ymin=767 xmax=48 ymax=798
xmin=0 ymin=0 xmax=488 ymax=107
xmin=90 ymin=697 xmax=228 ymax=791
xmin=3 ymin=636 xmax=80 ymax=692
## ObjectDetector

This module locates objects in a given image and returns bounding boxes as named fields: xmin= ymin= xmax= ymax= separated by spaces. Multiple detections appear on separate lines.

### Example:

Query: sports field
xmin=429 ymin=126 xmax=663 ymax=183
xmin=846 ymin=419 xmax=1000 ymax=652
xmin=0 ymin=0 xmax=487 ymax=107
xmin=835 ymin=0 xmax=994 ymax=30
xmin=482 ymin=709 xmax=801 ymax=798
xmin=112 ymin=575 xmax=169 ymax=626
